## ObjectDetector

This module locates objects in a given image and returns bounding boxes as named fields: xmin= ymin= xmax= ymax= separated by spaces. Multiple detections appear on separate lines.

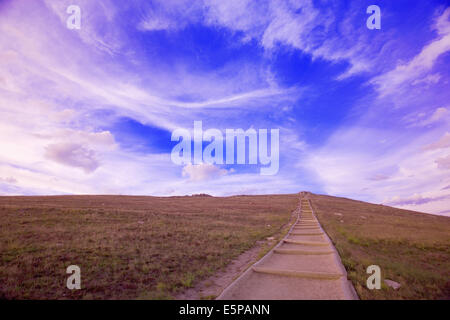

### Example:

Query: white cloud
xmin=50 ymin=130 xmax=117 ymax=150
xmin=371 ymin=8 xmax=450 ymax=96
xmin=421 ymin=107 xmax=449 ymax=126
xmin=423 ymin=132 xmax=450 ymax=150
xmin=138 ymin=0 xmax=203 ymax=32
xmin=384 ymin=192 xmax=450 ymax=217
xmin=435 ymin=155 xmax=450 ymax=170
xmin=304 ymin=125 xmax=450 ymax=214
xmin=139 ymin=15 xmax=179 ymax=31
xmin=44 ymin=143 xmax=99 ymax=173
xmin=412 ymin=73 xmax=441 ymax=86
xmin=260 ymin=1 xmax=325 ymax=50
xmin=0 ymin=177 xmax=17 ymax=184
xmin=385 ymin=193 xmax=450 ymax=206
xmin=137 ymin=0 xmax=380 ymax=79
xmin=44 ymin=0 xmax=124 ymax=55
xmin=182 ymin=163 xmax=232 ymax=181
xmin=406 ymin=107 xmax=449 ymax=127
xmin=368 ymin=173 xmax=390 ymax=181
xmin=384 ymin=193 xmax=450 ymax=213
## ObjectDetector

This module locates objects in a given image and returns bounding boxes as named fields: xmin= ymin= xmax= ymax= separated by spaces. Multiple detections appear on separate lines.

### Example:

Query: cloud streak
xmin=371 ymin=8 xmax=450 ymax=96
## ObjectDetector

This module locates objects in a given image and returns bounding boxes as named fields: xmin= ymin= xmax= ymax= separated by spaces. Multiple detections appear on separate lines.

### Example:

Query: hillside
xmin=308 ymin=193 xmax=450 ymax=299
xmin=0 ymin=194 xmax=298 ymax=299
xmin=0 ymin=193 xmax=448 ymax=300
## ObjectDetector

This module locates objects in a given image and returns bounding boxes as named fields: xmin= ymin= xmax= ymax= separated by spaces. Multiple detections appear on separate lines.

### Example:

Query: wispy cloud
xmin=371 ymin=8 xmax=450 ymax=96
xmin=182 ymin=163 xmax=233 ymax=181
xmin=435 ymin=155 xmax=450 ymax=170
xmin=423 ymin=132 xmax=450 ymax=150
xmin=45 ymin=143 xmax=100 ymax=173
xmin=385 ymin=193 xmax=450 ymax=206
xmin=404 ymin=107 xmax=449 ymax=127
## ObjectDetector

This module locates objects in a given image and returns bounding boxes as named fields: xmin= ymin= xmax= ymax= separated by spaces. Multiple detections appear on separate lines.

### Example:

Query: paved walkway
xmin=217 ymin=198 xmax=357 ymax=300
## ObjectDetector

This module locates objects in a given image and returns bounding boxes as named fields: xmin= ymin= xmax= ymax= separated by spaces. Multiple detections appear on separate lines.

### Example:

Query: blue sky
xmin=0 ymin=0 xmax=450 ymax=215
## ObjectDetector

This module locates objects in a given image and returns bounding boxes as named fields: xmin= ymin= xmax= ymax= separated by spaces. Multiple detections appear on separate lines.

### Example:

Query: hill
xmin=308 ymin=193 xmax=450 ymax=299
xmin=0 ymin=193 xmax=448 ymax=300
xmin=0 ymin=194 xmax=297 ymax=299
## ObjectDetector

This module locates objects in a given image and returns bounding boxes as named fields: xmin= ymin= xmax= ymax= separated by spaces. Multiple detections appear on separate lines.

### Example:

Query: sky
xmin=0 ymin=0 xmax=449 ymax=216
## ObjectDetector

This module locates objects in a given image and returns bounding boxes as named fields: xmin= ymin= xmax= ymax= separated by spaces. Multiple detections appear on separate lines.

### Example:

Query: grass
xmin=308 ymin=193 xmax=450 ymax=300
xmin=0 ymin=194 xmax=298 ymax=299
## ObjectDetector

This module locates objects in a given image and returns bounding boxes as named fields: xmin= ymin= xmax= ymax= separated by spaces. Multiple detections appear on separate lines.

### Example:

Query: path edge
xmin=216 ymin=197 xmax=302 ymax=300
xmin=307 ymin=198 xmax=359 ymax=300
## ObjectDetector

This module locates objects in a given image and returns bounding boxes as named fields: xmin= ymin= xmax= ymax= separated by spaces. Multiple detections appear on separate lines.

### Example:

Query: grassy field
xmin=0 ymin=194 xmax=298 ymax=299
xmin=309 ymin=193 xmax=450 ymax=300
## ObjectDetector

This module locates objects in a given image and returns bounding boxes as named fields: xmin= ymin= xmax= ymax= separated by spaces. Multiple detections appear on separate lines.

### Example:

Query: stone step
xmin=274 ymin=248 xmax=334 ymax=255
xmin=283 ymin=239 xmax=329 ymax=246
xmin=252 ymin=267 xmax=343 ymax=280
xmin=290 ymin=231 xmax=323 ymax=236
xmin=293 ymin=226 xmax=321 ymax=230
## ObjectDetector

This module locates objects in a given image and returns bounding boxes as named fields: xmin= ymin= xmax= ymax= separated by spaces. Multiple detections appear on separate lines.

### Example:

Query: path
xmin=217 ymin=197 xmax=357 ymax=300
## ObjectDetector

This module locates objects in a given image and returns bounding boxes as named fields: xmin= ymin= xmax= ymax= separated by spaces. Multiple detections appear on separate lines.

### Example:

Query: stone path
xmin=217 ymin=198 xmax=357 ymax=300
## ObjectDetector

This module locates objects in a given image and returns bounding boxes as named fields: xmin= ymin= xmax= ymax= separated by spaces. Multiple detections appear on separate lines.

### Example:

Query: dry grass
xmin=0 ymin=194 xmax=298 ymax=299
xmin=308 ymin=193 xmax=450 ymax=300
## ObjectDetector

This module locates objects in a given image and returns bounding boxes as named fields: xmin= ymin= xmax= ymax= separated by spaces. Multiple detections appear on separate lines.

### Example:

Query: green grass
xmin=0 ymin=194 xmax=298 ymax=299
xmin=308 ymin=193 xmax=450 ymax=299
